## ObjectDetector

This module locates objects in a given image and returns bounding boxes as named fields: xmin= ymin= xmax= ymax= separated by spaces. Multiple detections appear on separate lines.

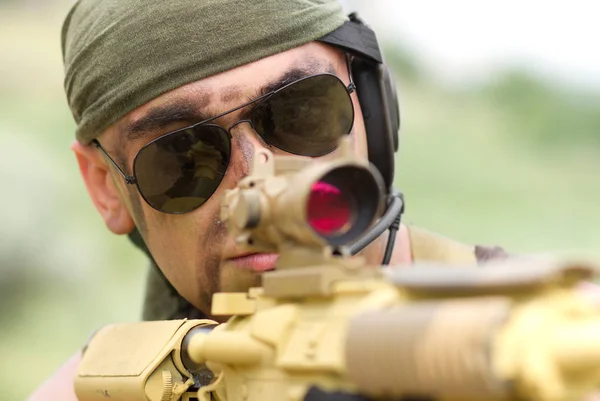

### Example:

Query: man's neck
xmin=361 ymin=223 xmax=412 ymax=266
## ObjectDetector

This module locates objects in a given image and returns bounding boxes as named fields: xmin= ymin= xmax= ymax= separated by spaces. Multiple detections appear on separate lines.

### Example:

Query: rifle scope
xmin=223 ymin=146 xmax=385 ymax=250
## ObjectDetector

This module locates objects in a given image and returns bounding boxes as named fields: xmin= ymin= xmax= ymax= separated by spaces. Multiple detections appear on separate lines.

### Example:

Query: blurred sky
xmin=343 ymin=0 xmax=600 ymax=89
xmin=3 ymin=1 xmax=599 ymax=91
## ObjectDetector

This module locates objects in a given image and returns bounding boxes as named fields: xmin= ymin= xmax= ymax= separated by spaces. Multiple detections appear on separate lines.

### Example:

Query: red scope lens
xmin=307 ymin=181 xmax=352 ymax=236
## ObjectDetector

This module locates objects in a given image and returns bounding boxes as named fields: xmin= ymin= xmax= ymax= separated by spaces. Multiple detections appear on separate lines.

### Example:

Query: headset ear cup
xmin=352 ymin=58 xmax=399 ymax=193
xmin=381 ymin=64 xmax=401 ymax=152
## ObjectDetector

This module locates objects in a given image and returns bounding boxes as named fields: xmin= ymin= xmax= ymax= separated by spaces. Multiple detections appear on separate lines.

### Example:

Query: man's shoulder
xmin=406 ymin=225 xmax=508 ymax=265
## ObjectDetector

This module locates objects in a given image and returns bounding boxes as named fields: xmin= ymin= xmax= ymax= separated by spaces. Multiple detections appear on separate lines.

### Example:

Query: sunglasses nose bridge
xmin=228 ymin=119 xmax=279 ymax=155
xmin=228 ymin=119 xmax=269 ymax=146
xmin=227 ymin=119 xmax=252 ymax=133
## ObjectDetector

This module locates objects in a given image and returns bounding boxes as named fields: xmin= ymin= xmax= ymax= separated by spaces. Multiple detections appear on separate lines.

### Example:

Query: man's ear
xmin=71 ymin=140 xmax=135 ymax=235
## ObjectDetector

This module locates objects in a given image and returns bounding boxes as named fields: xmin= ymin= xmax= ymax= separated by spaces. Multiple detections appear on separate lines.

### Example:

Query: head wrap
xmin=61 ymin=0 xmax=347 ymax=144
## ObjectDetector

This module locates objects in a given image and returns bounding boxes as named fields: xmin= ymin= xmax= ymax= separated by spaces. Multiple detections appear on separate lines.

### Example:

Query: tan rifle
xmin=75 ymin=138 xmax=600 ymax=401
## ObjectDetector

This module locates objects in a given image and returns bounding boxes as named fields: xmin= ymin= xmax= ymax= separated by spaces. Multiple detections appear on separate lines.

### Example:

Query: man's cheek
xmin=145 ymin=217 xmax=198 ymax=274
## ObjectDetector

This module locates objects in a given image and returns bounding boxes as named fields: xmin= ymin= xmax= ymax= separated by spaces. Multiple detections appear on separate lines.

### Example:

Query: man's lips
xmin=229 ymin=253 xmax=278 ymax=272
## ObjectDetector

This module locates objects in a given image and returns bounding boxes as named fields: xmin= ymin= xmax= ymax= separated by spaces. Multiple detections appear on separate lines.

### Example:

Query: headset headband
xmin=318 ymin=14 xmax=383 ymax=64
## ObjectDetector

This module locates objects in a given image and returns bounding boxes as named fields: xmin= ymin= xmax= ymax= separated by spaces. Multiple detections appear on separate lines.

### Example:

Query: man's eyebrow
xmin=123 ymin=61 xmax=337 ymax=141
xmin=123 ymin=100 xmax=212 ymax=141
xmin=251 ymin=62 xmax=337 ymax=100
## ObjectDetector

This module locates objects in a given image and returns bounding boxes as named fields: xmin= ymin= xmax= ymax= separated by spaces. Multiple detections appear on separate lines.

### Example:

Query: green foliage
xmin=481 ymin=69 xmax=600 ymax=149
xmin=382 ymin=43 xmax=423 ymax=84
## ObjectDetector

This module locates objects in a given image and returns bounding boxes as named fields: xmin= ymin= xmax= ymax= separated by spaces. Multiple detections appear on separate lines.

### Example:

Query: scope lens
xmin=307 ymin=181 xmax=352 ymax=236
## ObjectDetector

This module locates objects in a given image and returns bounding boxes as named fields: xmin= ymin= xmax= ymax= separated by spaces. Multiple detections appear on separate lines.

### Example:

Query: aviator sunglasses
xmin=94 ymin=73 xmax=356 ymax=214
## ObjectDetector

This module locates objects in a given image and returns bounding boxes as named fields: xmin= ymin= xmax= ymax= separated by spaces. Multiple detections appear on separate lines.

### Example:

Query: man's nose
xmin=227 ymin=122 xmax=271 ymax=179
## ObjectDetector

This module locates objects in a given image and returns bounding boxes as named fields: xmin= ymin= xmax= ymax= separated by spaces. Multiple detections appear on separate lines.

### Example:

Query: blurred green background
xmin=2 ymin=1 xmax=600 ymax=399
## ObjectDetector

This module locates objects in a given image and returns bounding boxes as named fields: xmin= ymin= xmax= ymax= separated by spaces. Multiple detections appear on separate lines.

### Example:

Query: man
xmin=29 ymin=0 xmax=509 ymax=399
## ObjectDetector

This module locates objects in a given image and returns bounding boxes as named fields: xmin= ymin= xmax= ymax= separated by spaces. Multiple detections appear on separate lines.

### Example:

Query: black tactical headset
xmin=319 ymin=13 xmax=404 ymax=264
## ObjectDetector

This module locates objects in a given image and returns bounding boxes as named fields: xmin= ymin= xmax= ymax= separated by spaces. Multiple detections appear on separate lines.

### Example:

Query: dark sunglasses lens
xmin=134 ymin=125 xmax=230 ymax=213
xmin=251 ymin=74 xmax=354 ymax=156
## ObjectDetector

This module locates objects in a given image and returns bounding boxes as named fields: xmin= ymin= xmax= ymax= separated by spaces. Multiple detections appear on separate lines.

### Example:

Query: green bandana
xmin=61 ymin=0 xmax=347 ymax=144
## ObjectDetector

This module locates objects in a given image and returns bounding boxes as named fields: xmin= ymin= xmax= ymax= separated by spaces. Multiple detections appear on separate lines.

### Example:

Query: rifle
xmin=75 ymin=138 xmax=600 ymax=401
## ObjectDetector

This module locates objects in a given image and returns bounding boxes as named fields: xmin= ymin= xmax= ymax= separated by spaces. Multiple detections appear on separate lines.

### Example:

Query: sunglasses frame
xmin=93 ymin=62 xmax=356 ymax=214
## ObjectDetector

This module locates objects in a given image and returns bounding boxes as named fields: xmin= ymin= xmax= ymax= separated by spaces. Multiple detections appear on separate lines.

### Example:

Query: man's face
xmin=76 ymin=42 xmax=368 ymax=319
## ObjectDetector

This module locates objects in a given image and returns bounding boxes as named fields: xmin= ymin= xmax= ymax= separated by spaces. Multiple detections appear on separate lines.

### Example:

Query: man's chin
xmin=219 ymin=263 xmax=265 ymax=294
